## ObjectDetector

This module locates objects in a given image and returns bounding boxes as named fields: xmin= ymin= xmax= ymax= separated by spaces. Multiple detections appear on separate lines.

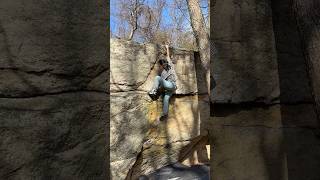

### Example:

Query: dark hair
xmin=158 ymin=59 xmax=171 ymax=71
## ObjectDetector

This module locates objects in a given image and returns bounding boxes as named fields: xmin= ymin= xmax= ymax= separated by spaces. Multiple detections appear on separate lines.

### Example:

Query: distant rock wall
xmin=0 ymin=0 xmax=107 ymax=179
xmin=110 ymin=38 xmax=210 ymax=179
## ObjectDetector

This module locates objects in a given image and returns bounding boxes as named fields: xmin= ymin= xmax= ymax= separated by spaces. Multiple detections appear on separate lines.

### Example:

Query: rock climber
xmin=148 ymin=43 xmax=177 ymax=122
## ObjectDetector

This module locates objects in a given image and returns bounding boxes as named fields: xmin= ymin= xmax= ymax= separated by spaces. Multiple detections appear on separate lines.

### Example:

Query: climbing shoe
xmin=148 ymin=89 xmax=158 ymax=101
xmin=159 ymin=114 xmax=168 ymax=121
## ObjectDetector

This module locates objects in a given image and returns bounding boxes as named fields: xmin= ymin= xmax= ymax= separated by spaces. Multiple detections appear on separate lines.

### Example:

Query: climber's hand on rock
xmin=165 ymin=43 xmax=170 ymax=58
xmin=165 ymin=40 xmax=171 ymax=48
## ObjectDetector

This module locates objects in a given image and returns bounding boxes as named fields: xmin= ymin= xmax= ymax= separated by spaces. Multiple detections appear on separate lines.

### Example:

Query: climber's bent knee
xmin=155 ymin=75 xmax=161 ymax=80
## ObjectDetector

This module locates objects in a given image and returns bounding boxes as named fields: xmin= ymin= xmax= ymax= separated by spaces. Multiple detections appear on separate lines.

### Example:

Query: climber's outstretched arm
xmin=165 ymin=44 xmax=174 ymax=67
xmin=165 ymin=44 xmax=171 ymax=60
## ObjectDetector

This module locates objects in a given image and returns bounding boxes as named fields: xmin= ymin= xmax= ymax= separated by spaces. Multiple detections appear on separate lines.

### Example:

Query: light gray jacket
xmin=160 ymin=58 xmax=177 ymax=89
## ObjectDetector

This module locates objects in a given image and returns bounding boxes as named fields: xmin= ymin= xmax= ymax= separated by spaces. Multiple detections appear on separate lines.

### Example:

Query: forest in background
xmin=110 ymin=0 xmax=209 ymax=50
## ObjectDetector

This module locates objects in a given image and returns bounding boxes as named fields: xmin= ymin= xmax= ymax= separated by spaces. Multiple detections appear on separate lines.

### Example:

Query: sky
xmin=110 ymin=0 xmax=208 ymax=38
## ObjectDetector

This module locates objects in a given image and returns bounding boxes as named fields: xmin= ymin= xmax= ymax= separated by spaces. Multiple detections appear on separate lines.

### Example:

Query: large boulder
xmin=110 ymin=38 xmax=205 ymax=95
xmin=110 ymin=38 xmax=209 ymax=180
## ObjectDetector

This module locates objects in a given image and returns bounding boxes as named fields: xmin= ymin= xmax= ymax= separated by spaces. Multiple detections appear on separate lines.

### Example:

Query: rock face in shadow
xmin=0 ymin=93 xmax=107 ymax=179
xmin=211 ymin=0 xmax=280 ymax=104
xmin=211 ymin=0 xmax=320 ymax=179
xmin=210 ymin=104 xmax=320 ymax=180
xmin=0 ymin=0 xmax=107 ymax=179
xmin=110 ymin=38 xmax=210 ymax=180
xmin=293 ymin=0 xmax=320 ymax=117
xmin=0 ymin=0 xmax=107 ymax=97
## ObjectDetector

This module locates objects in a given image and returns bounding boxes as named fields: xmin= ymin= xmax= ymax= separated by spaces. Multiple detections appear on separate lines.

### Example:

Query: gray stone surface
xmin=110 ymin=92 xmax=208 ymax=179
xmin=210 ymin=124 xmax=320 ymax=180
xmin=110 ymin=39 xmax=209 ymax=179
xmin=128 ymin=134 xmax=210 ymax=180
xmin=0 ymin=0 xmax=107 ymax=97
xmin=210 ymin=125 xmax=286 ymax=180
xmin=211 ymin=0 xmax=280 ymax=103
xmin=111 ymin=157 xmax=137 ymax=180
xmin=210 ymin=103 xmax=320 ymax=180
xmin=110 ymin=38 xmax=203 ymax=95
xmin=212 ymin=104 xmax=318 ymax=128
xmin=210 ymin=1 xmax=320 ymax=180
xmin=293 ymin=0 xmax=320 ymax=115
xmin=271 ymin=0 xmax=314 ymax=103
xmin=110 ymin=92 xmax=150 ymax=167
xmin=0 ymin=92 xmax=107 ymax=179
xmin=110 ymin=39 xmax=159 ymax=92
xmin=130 ymin=141 xmax=191 ymax=179
xmin=0 ymin=0 xmax=107 ymax=179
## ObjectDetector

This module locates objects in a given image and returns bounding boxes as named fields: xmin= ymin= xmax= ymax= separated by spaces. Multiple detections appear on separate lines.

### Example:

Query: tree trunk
xmin=128 ymin=25 xmax=136 ymax=40
xmin=186 ymin=0 xmax=210 ymax=138
xmin=186 ymin=0 xmax=210 ymax=94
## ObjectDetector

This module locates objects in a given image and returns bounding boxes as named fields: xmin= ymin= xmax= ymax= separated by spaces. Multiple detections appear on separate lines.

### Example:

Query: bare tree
xmin=127 ymin=0 xmax=144 ymax=40
xmin=111 ymin=0 xmax=198 ymax=49
xmin=139 ymin=0 xmax=166 ymax=43
xmin=113 ymin=0 xmax=146 ymax=40
xmin=186 ymin=0 xmax=210 ymax=93
xmin=113 ymin=0 xmax=167 ymax=42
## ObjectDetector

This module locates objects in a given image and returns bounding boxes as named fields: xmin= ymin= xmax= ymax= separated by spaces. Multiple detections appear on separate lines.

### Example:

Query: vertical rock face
xmin=110 ymin=38 xmax=209 ymax=180
xmin=211 ymin=0 xmax=320 ymax=179
xmin=271 ymin=0 xmax=314 ymax=104
xmin=293 ymin=0 xmax=320 ymax=116
xmin=0 ymin=0 xmax=107 ymax=179
xmin=110 ymin=38 xmax=205 ymax=95
xmin=211 ymin=0 xmax=280 ymax=103
xmin=210 ymin=104 xmax=320 ymax=180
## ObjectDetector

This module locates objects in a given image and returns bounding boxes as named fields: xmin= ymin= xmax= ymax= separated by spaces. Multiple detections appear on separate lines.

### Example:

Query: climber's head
xmin=158 ymin=59 xmax=170 ymax=71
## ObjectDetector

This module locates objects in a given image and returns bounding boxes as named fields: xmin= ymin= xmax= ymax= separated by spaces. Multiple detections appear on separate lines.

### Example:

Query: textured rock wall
xmin=0 ymin=0 xmax=107 ymax=179
xmin=271 ymin=0 xmax=314 ymax=104
xmin=110 ymin=38 xmax=209 ymax=179
xmin=293 ymin=0 xmax=320 ymax=117
xmin=211 ymin=0 xmax=280 ymax=104
xmin=211 ymin=0 xmax=320 ymax=179
xmin=110 ymin=39 xmax=206 ymax=95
